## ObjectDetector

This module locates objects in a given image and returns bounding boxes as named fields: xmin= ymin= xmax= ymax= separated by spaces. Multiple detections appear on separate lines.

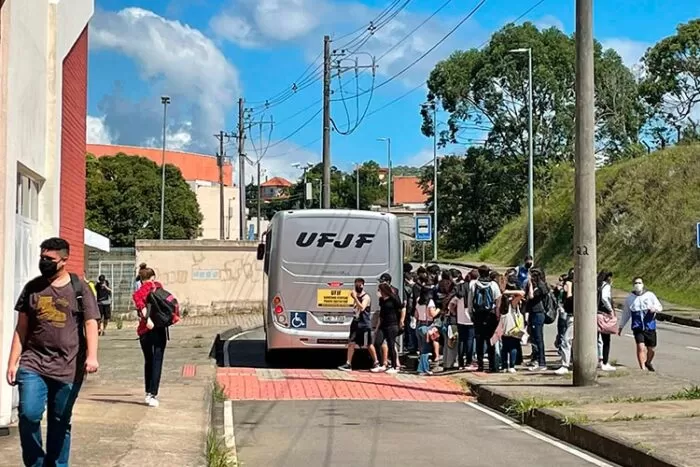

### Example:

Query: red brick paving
xmin=216 ymin=368 xmax=469 ymax=402
xmin=181 ymin=364 xmax=197 ymax=378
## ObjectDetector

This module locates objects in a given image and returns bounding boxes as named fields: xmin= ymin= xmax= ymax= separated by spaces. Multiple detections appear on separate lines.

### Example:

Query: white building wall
xmin=0 ymin=0 xmax=94 ymax=427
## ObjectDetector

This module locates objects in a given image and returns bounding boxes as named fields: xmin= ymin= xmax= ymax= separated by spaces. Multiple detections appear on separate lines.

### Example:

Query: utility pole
xmin=573 ymin=0 xmax=598 ymax=387
xmin=256 ymin=163 xmax=262 ymax=240
xmin=159 ymin=96 xmax=170 ymax=240
xmin=215 ymin=131 xmax=232 ymax=240
xmin=322 ymin=35 xmax=332 ymax=209
xmin=356 ymin=163 xmax=360 ymax=210
xmin=237 ymin=98 xmax=247 ymax=241
xmin=432 ymin=104 xmax=438 ymax=261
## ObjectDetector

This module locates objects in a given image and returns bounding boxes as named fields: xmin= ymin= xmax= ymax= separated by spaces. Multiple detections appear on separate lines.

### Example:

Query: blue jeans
xmin=457 ymin=324 xmax=475 ymax=367
xmin=416 ymin=326 xmax=432 ymax=373
xmin=17 ymin=367 xmax=82 ymax=467
xmin=529 ymin=312 xmax=546 ymax=367
xmin=501 ymin=336 xmax=521 ymax=369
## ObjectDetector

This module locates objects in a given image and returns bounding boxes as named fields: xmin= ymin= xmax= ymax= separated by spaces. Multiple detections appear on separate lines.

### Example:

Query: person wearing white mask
xmin=618 ymin=277 xmax=662 ymax=371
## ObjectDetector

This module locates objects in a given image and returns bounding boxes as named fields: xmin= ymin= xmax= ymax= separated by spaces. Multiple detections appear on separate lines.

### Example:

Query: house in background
xmin=261 ymin=176 xmax=292 ymax=200
xmin=393 ymin=176 xmax=428 ymax=210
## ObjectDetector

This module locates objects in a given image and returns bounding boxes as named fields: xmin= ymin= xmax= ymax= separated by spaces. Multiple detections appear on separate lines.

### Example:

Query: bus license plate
xmin=322 ymin=315 xmax=346 ymax=324
xmin=317 ymin=289 xmax=353 ymax=308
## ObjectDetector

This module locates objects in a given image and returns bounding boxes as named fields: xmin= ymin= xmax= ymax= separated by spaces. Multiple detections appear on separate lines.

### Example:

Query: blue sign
xmin=415 ymin=215 xmax=432 ymax=241
xmin=697 ymin=223 xmax=700 ymax=248
xmin=290 ymin=312 xmax=307 ymax=329
xmin=247 ymin=224 xmax=255 ymax=241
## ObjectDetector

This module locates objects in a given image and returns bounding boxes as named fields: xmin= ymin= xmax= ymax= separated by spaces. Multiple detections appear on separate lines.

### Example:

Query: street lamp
xmin=355 ymin=162 xmax=361 ymax=210
xmin=292 ymin=162 xmax=314 ymax=208
xmin=509 ymin=47 xmax=534 ymax=258
xmin=422 ymin=102 xmax=439 ymax=261
xmin=159 ymin=95 xmax=171 ymax=240
xmin=377 ymin=138 xmax=391 ymax=211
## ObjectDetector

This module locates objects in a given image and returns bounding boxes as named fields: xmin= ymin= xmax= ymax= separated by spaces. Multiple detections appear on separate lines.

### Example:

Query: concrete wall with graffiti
xmin=135 ymin=240 xmax=266 ymax=315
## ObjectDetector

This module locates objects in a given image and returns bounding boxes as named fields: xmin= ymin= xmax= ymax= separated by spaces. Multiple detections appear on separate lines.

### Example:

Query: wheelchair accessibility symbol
xmin=290 ymin=312 xmax=307 ymax=329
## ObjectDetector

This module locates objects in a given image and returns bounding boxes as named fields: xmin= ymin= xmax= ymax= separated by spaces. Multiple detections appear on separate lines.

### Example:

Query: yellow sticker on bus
xmin=316 ymin=289 xmax=353 ymax=308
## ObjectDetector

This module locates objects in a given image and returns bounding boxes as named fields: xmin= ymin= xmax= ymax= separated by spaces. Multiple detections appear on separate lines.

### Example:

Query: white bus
xmin=256 ymin=209 xmax=403 ymax=363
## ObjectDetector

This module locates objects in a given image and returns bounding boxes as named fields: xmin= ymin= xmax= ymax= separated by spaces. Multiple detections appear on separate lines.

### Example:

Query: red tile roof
xmin=393 ymin=176 xmax=428 ymax=204
xmin=261 ymin=176 xmax=293 ymax=187
xmin=87 ymin=144 xmax=234 ymax=186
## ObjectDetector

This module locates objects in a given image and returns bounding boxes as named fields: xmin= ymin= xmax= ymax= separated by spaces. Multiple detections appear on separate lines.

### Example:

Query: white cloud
xmin=211 ymin=0 xmax=321 ymax=47
xmin=143 ymin=121 xmax=194 ymax=151
xmin=90 ymin=8 xmax=241 ymax=152
xmin=602 ymin=38 xmax=650 ymax=70
xmin=534 ymin=15 xmax=564 ymax=31
xmin=86 ymin=115 xmax=115 ymax=144
xmin=211 ymin=0 xmax=486 ymax=85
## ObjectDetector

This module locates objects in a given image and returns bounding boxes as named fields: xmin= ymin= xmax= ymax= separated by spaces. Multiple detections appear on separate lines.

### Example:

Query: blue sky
xmin=86 ymin=0 xmax=700 ymax=182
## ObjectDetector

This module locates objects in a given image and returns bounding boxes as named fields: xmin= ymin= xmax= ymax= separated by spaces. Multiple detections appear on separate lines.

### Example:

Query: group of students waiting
xmin=338 ymin=256 xmax=664 ymax=376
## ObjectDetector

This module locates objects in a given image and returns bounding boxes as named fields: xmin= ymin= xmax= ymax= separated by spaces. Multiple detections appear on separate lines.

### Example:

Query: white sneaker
xmin=371 ymin=365 xmax=387 ymax=373
xmin=554 ymin=366 xmax=570 ymax=375
xmin=507 ymin=368 xmax=517 ymax=374
xmin=148 ymin=396 xmax=160 ymax=407
xmin=386 ymin=367 xmax=399 ymax=375
xmin=528 ymin=365 xmax=544 ymax=372
xmin=145 ymin=393 xmax=152 ymax=404
xmin=601 ymin=363 xmax=616 ymax=372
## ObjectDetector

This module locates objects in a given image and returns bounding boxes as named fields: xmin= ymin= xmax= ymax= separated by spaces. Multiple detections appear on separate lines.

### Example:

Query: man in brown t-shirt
xmin=5 ymin=237 xmax=100 ymax=467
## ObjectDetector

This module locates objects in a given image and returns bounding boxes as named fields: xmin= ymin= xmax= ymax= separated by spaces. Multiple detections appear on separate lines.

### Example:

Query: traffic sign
xmin=415 ymin=215 xmax=432 ymax=241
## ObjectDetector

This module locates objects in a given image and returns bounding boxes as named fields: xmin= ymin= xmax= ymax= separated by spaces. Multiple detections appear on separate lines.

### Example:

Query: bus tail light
xmin=274 ymin=305 xmax=284 ymax=314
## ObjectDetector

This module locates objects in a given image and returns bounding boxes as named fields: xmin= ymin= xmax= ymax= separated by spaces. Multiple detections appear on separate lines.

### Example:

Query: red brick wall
xmin=59 ymin=27 xmax=88 ymax=273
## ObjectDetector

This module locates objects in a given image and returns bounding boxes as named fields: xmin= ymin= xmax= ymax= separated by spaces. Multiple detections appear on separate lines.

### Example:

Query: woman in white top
xmin=597 ymin=271 xmax=616 ymax=372
xmin=414 ymin=279 xmax=439 ymax=362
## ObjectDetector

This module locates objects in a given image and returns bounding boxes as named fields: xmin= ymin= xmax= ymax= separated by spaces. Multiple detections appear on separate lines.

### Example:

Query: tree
xmin=640 ymin=19 xmax=700 ymax=143
xmin=340 ymin=161 xmax=384 ymax=209
xmin=422 ymin=22 xmax=644 ymax=166
xmin=391 ymin=165 xmax=422 ymax=177
xmin=419 ymin=148 xmax=523 ymax=252
xmin=86 ymin=153 xmax=203 ymax=247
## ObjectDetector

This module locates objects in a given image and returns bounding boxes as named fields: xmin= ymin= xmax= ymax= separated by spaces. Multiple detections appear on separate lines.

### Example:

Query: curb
xmin=437 ymin=260 xmax=700 ymax=330
xmin=467 ymin=380 xmax=680 ymax=467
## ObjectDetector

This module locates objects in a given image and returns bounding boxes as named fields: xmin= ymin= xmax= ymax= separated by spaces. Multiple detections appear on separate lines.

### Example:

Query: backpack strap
xmin=69 ymin=273 xmax=86 ymax=343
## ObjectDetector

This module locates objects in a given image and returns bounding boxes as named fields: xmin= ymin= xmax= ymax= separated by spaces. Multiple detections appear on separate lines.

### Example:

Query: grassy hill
xmin=466 ymin=144 xmax=700 ymax=308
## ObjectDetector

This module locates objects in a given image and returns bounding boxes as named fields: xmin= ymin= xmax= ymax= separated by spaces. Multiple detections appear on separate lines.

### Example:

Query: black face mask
xmin=39 ymin=259 xmax=59 ymax=279
xmin=355 ymin=286 xmax=363 ymax=294
xmin=525 ymin=262 xmax=533 ymax=269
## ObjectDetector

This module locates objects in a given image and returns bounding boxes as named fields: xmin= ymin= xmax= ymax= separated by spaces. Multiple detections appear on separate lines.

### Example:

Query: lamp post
xmin=292 ymin=162 xmax=314 ymax=208
xmin=422 ymin=102 xmax=439 ymax=261
xmin=355 ymin=163 xmax=361 ymax=210
xmin=509 ymin=47 xmax=534 ymax=258
xmin=377 ymin=138 xmax=391 ymax=212
xmin=159 ymin=95 xmax=170 ymax=240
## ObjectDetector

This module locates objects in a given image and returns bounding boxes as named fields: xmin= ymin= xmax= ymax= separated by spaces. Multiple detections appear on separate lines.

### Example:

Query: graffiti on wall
xmin=150 ymin=249 xmax=264 ymax=307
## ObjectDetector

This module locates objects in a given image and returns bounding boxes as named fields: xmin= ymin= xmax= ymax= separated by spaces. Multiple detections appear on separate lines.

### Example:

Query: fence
xmin=86 ymin=247 xmax=136 ymax=313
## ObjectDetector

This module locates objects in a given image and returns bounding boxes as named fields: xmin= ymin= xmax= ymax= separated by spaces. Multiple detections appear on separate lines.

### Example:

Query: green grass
xmin=666 ymin=385 xmax=700 ymax=400
xmin=561 ymin=413 xmax=591 ymax=426
xmin=206 ymin=430 xmax=236 ymax=467
xmin=212 ymin=382 xmax=227 ymax=403
xmin=606 ymin=385 xmax=700 ymax=404
xmin=504 ymin=397 xmax=572 ymax=422
xmin=467 ymin=144 xmax=700 ymax=309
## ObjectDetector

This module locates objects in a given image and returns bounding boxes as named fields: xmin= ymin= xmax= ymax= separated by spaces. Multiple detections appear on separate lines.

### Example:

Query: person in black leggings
xmin=371 ymin=283 xmax=404 ymax=374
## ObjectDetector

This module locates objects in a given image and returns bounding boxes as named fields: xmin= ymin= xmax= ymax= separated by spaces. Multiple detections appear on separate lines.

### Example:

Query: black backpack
xmin=147 ymin=288 xmax=180 ymax=328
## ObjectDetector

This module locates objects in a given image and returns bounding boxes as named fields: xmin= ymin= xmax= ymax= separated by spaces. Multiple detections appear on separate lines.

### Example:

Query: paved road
xmin=221 ymin=328 xmax=615 ymax=467
xmin=430 ymin=262 xmax=700 ymax=382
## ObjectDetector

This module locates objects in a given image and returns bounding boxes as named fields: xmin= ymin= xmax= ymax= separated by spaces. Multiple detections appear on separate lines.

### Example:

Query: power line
xmin=332 ymin=0 xmax=488 ymax=102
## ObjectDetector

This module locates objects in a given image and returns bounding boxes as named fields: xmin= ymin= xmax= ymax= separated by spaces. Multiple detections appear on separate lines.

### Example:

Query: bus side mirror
xmin=256 ymin=243 xmax=265 ymax=261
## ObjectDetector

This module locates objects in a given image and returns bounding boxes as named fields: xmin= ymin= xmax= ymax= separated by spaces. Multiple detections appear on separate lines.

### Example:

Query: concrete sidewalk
xmin=442 ymin=259 xmax=700 ymax=328
xmin=0 ymin=313 xmax=262 ymax=467
xmin=461 ymin=363 xmax=700 ymax=467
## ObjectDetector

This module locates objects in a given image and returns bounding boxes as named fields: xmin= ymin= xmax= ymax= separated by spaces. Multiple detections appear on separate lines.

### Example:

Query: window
xmin=264 ymin=229 xmax=272 ymax=274
xmin=16 ymin=172 xmax=40 ymax=220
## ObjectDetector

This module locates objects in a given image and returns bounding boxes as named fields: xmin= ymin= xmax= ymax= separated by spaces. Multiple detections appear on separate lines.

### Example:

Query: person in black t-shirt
xmin=371 ymin=283 xmax=403 ymax=374
xmin=339 ymin=278 xmax=380 ymax=371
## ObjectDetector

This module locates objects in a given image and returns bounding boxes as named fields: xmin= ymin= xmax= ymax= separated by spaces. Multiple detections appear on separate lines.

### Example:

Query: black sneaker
xmin=645 ymin=362 xmax=656 ymax=372
xmin=338 ymin=363 xmax=352 ymax=372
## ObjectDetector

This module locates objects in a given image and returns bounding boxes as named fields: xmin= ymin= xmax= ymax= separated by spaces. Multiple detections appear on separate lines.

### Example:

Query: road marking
xmin=687 ymin=346 xmax=700 ymax=351
xmin=465 ymin=402 xmax=613 ymax=466
xmin=223 ymin=329 xmax=258 ymax=367
xmin=223 ymin=400 xmax=237 ymax=457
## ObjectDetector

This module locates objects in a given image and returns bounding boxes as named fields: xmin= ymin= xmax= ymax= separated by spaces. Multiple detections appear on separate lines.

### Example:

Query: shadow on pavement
xmin=224 ymin=338 xmax=351 ymax=369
